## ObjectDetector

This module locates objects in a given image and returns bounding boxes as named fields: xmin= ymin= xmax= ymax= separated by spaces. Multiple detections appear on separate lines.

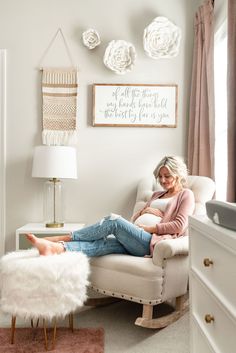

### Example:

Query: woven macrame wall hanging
xmin=42 ymin=67 xmax=78 ymax=145
xmin=39 ymin=28 xmax=78 ymax=145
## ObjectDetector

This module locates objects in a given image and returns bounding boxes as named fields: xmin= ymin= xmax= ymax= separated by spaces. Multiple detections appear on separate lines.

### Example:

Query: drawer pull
xmin=203 ymin=258 xmax=213 ymax=267
xmin=205 ymin=314 xmax=214 ymax=323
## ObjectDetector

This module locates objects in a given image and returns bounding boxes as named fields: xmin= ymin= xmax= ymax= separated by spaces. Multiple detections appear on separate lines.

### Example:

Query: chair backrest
xmin=132 ymin=175 xmax=215 ymax=217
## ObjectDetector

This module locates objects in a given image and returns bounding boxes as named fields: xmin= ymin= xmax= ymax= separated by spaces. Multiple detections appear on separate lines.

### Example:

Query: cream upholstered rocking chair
xmin=88 ymin=175 xmax=215 ymax=329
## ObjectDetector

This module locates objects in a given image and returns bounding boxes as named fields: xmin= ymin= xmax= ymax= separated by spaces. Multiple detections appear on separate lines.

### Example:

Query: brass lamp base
xmin=46 ymin=222 xmax=64 ymax=228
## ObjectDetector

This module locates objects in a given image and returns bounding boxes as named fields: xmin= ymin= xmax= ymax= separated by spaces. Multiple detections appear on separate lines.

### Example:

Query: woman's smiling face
xmin=158 ymin=166 xmax=178 ymax=191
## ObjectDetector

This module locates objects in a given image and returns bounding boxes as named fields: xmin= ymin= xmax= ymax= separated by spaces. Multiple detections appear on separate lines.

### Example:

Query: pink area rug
xmin=0 ymin=327 xmax=104 ymax=353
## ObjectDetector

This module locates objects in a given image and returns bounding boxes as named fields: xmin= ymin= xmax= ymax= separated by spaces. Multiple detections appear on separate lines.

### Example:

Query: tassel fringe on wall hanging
xmin=42 ymin=67 xmax=78 ymax=145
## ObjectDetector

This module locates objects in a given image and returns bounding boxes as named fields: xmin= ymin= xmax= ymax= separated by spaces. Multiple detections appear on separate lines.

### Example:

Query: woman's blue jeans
xmin=64 ymin=215 xmax=152 ymax=257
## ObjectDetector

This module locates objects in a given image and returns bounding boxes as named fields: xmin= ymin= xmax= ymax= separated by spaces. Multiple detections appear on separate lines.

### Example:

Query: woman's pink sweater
xmin=144 ymin=189 xmax=195 ymax=255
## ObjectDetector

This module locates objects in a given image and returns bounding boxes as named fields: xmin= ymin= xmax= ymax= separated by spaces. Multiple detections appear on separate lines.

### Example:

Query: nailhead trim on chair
xmin=89 ymin=285 xmax=162 ymax=305
xmin=160 ymin=259 xmax=167 ymax=297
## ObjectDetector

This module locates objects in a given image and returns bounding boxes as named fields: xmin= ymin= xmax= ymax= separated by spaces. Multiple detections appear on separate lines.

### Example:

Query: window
xmin=214 ymin=20 xmax=227 ymax=200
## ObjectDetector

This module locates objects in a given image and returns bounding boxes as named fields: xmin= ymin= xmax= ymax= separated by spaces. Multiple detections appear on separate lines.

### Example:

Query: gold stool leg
xmin=43 ymin=319 xmax=48 ymax=351
xmin=43 ymin=318 xmax=57 ymax=351
xmin=52 ymin=318 xmax=57 ymax=350
xmin=69 ymin=313 xmax=74 ymax=332
xmin=11 ymin=316 xmax=16 ymax=344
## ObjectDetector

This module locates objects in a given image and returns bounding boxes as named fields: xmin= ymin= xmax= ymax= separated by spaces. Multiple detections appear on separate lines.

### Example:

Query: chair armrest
xmin=152 ymin=236 xmax=189 ymax=266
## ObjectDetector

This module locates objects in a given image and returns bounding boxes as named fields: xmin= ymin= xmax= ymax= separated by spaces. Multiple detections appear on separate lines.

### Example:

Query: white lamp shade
xmin=32 ymin=146 xmax=77 ymax=179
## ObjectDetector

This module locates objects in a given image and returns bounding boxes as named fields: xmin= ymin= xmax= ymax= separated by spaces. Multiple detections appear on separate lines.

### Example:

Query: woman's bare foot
xmin=43 ymin=234 xmax=72 ymax=242
xmin=25 ymin=233 xmax=65 ymax=256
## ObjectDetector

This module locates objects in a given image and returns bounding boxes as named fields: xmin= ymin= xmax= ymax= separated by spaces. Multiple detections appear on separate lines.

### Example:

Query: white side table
xmin=16 ymin=223 xmax=84 ymax=250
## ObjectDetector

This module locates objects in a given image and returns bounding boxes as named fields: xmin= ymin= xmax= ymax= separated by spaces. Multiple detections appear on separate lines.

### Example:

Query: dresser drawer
xmin=191 ymin=274 xmax=236 ymax=353
xmin=190 ymin=227 xmax=236 ymax=314
xmin=191 ymin=318 xmax=215 ymax=353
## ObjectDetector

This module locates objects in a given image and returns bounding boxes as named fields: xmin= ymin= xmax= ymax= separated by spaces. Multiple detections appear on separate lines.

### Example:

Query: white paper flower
xmin=82 ymin=28 xmax=101 ymax=49
xmin=103 ymin=40 xmax=136 ymax=75
xmin=143 ymin=17 xmax=181 ymax=59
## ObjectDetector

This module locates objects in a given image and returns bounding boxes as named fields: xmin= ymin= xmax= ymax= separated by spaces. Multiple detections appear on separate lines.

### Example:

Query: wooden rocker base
xmin=135 ymin=294 xmax=189 ymax=329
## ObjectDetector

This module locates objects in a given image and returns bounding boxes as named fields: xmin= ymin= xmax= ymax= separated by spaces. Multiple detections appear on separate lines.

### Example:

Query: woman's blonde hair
xmin=153 ymin=156 xmax=188 ymax=187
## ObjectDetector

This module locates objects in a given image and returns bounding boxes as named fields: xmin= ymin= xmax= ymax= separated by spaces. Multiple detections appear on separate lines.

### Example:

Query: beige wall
xmin=0 ymin=0 xmax=198 ymax=252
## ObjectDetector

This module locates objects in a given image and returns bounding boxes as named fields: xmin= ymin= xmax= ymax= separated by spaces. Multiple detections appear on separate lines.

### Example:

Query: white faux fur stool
xmin=0 ymin=249 xmax=90 ymax=350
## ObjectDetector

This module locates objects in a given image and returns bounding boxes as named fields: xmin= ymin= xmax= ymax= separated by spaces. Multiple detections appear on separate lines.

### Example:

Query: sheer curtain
xmin=187 ymin=0 xmax=215 ymax=179
xmin=214 ymin=21 xmax=227 ymax=200
xmin=227 ymin=0 xmax=236 ymax=202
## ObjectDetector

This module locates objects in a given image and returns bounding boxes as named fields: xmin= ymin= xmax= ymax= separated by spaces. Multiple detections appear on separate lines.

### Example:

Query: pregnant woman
xmin=26 ymin=156 xmax=195 ymax=257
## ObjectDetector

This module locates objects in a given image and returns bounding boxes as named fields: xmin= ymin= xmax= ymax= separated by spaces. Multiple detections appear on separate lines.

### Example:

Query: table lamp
xmin=32 ymin=145 xmax=77 ymax=228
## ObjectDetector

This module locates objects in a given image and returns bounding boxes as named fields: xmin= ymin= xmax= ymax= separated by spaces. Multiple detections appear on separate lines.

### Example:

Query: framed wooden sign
xmin=92 ymin=83 xmax=178 ymax=127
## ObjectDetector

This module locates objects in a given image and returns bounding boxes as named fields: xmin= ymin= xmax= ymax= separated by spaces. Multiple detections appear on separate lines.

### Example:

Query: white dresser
xmin=189 ymin=215 xmax=236 ymax=353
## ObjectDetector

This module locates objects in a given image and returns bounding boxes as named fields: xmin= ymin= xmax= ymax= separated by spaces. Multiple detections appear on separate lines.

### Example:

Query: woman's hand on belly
xmin=136 ymin=224 xmax=156 ymax=234
xmin=141 ymin=207 xmax=164 ymax=218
